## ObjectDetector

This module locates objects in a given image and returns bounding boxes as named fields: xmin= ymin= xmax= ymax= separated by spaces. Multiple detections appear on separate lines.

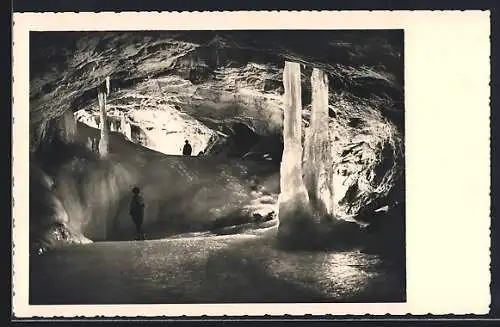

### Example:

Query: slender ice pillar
xmin=277 ymin=61 xmax=317 ymax=247
xmin=110 ymin=120 xmax=116 ymax=132
xmin=121 ymin=114 xmax=132 ymax=141
xmin=98 ymin=89 xmax=109 ymax=157
xmin=106 ymin=76 xmax=111 ymax=96
xmin=303 ymin=68 xmax=335 ymax=218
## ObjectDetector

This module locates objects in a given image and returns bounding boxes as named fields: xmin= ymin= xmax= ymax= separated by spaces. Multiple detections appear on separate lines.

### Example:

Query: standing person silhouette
xmin=182 ymin=140 xmax=193 ymax=156
xmin=129 ymin=187 xmax=145 ymax=240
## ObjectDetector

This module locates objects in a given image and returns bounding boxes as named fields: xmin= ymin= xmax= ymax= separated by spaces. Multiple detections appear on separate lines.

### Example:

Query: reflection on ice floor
xmin=30 ymin=232 xmax=405 ymax=304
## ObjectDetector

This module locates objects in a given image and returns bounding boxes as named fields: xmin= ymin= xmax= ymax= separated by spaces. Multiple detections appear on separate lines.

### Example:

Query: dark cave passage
xmin=210 ymin=122 xmax=261 ymax=158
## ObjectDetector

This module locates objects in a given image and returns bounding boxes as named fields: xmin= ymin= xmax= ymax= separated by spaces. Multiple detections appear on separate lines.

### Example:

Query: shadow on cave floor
xmin=30 ymin=227 xmax=405 ymax=305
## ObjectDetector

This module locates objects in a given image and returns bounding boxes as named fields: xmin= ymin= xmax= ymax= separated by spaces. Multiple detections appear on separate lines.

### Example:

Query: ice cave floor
xmin=30 ymin=229 xmax=405 ymax=304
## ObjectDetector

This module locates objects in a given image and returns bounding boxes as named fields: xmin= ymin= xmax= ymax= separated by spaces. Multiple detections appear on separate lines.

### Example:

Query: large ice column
xmin=277 ymin=61 xmax=317 ymax=246
xmin=98 ymin=91 xmax=109 ymax=157
xmin=303 ymin=68 xmax=335 ymax=218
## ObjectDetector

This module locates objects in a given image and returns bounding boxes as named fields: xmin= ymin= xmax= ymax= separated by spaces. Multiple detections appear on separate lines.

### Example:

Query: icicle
xmin=98 ymin=90 xmax=109 ymax=157
xmin=106 ymin=76 xmax=111 ymax=96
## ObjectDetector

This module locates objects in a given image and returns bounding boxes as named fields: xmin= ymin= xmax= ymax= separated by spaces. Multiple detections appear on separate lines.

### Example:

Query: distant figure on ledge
xmin=129 ymin=187 xmax=145 ymax=240
xmin=182 ymin=140 xmax=193 ymax=156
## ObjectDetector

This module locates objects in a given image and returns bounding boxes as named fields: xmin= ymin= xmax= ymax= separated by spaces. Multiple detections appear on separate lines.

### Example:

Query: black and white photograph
xmin=12 ymin=11 xmax=491 ymax=317
xmin=28 ymin=29 xmax=406 ymax=305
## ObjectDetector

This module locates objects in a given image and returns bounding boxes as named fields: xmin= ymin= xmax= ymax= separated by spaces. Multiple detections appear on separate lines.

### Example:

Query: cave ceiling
xmin=29 ymin=30 xmax=404 ymax=133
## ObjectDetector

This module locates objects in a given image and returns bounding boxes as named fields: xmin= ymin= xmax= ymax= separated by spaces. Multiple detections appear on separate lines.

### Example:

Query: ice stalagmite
xmin=121 ymin=114 xmax=132 ymax=141
xmin=277 ymin=61 xmax=317 ymax=247
xmin=98 ymin=90 xmax=109 ymax=157
xmin=303 ymin=68 xmax=335 ymax=218
xmin=106 ymin=76 xmax=111 ymax=96
xmin=56 ymin=109 xmax=78 ymax=144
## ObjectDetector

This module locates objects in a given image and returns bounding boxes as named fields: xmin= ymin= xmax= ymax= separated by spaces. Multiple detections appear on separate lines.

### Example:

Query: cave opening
xmin=224 ymin=122 xmax=261 ymax=158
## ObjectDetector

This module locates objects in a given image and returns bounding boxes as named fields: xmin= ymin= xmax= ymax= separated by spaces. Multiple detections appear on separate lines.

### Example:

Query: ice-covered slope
xmin=30 ymin=121 xmax=279 ymax=253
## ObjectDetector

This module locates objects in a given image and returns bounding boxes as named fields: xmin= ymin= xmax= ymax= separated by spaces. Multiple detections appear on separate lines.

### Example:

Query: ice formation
xmin=277 ymin=61 xmax=317 ymax=246
xmin=97 ymin=91 xmax=109 ymax=157
xmin=303 ymin=68 xmax=335 ymax=218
